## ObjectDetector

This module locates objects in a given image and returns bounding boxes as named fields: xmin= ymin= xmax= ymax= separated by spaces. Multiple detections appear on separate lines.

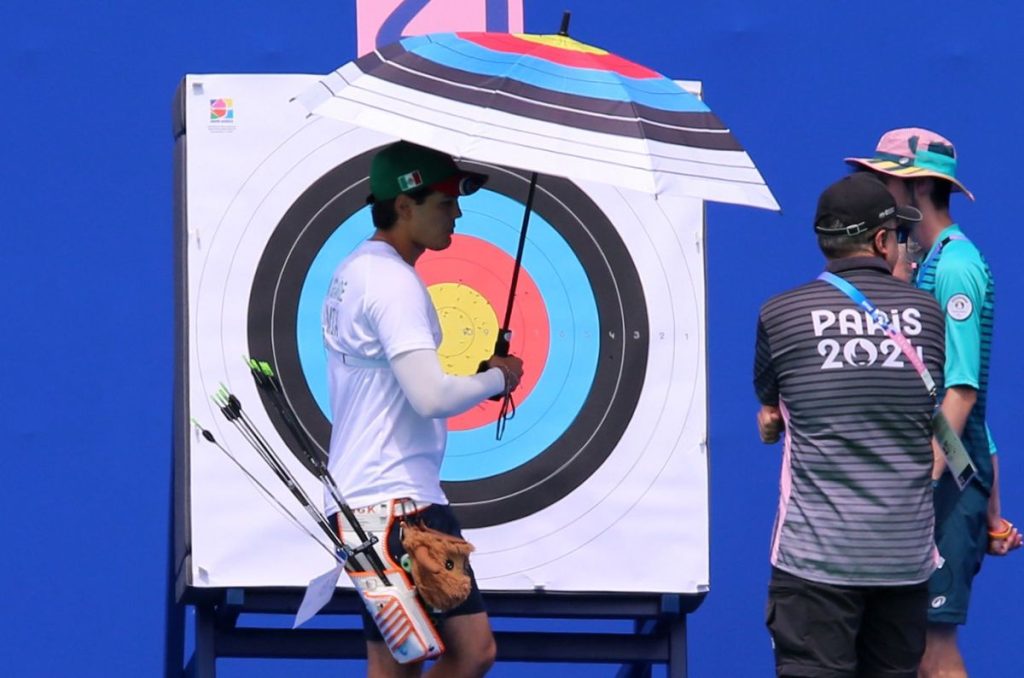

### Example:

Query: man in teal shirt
xmin=848 ymin=128 xmax=1021 ymax=677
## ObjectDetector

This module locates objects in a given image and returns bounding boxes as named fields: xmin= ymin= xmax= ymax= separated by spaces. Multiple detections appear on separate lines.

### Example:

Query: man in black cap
xmin=754 ymin=172 xmax=946 ymax=677
xmin=322 ymin=141 xmax=523 ymax=677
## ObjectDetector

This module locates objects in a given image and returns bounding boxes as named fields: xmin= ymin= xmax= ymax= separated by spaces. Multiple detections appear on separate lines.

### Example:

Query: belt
xmin=348 ymin=498 xmax=431 ymax=517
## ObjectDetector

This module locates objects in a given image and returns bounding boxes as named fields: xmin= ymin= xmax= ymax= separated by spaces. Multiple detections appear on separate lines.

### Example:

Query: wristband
xmin=989 ymin=518 xmax=1013 ymax=541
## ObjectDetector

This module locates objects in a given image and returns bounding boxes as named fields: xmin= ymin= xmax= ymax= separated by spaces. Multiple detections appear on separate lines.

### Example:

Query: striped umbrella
xmin=297 ymin=24 xmax=779 ymax=211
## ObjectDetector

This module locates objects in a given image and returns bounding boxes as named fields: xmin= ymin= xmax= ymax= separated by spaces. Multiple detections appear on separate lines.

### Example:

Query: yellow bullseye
xmin=516 ymin=33 xmax=609 ymax=55
xmin=427 ymin=283 xmax=499 ymax=376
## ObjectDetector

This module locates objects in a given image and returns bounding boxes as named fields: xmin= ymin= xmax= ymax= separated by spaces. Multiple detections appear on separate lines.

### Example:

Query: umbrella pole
xmin=496 ymin=171 xmax=538 ymax=357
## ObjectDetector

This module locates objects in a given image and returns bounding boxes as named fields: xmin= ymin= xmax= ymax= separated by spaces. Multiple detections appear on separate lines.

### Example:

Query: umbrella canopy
xmin=297 ymin=31 xmax=779 ymax=211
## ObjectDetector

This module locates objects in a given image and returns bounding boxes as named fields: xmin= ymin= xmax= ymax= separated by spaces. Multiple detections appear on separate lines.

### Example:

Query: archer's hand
xmin=487 ymin=354 xmax=523 ymax=393
xmin=758 ymin=405 xmax=784 ymax=444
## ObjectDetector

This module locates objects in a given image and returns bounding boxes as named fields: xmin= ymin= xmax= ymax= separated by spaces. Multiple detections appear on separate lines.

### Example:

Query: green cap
xmin=369 ymin=141 xmax=488 ymax=201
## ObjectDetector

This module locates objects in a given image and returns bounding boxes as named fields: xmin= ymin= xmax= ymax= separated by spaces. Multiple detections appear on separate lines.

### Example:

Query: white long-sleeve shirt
xmin=321 ymin=240 xmax=503 ymax=511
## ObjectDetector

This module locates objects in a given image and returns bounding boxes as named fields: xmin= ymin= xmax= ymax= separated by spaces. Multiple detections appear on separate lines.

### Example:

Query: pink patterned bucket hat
xmin=845 ymin=127 xmax=974 ymax=201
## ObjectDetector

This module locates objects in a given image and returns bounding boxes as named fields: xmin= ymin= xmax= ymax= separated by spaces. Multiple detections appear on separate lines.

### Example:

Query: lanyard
xmin=816 ymin=271 xmax=977 ymax=490
xmin=817 ymin=272 xmax=936 ymax=397
xmin=915 ymin=233 xmax=967 ymax=286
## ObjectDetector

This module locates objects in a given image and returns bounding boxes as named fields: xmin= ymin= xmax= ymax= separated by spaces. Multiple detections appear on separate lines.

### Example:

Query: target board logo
xmin=246 ymin=147 xmax=649 ymax=529
xmin=209 ymin=98 xmax=234 ymax=122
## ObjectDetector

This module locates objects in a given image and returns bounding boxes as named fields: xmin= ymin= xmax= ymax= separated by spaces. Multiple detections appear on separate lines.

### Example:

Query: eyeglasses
xmin=895 ymin=223 xmax=912 ymax=244
xmin=884 ymin=223 xmax=912 ymax=244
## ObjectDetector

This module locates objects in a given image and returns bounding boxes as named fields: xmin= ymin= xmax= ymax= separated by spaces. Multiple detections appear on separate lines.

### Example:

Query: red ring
xmin=418 ymin=234 xmax=549 ymax=430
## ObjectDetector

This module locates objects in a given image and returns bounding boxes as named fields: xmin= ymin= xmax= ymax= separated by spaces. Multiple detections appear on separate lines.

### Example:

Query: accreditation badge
xmin=931 ymin=411 xmax=978 ymax=490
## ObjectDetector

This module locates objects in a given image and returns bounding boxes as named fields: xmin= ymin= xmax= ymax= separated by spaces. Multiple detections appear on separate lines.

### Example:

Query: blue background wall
xmin=4 ymin=1 xmax=1021 ymax=675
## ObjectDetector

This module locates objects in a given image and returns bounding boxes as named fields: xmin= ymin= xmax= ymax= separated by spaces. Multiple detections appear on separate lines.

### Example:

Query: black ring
xmin=247 ymin=148 xmax=648 ymax=528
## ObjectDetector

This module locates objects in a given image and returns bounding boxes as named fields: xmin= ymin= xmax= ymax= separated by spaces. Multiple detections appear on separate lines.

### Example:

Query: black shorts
xmin=335 ymin=503 xmax=486 ymax=642
xmin=766 ymin=567 xmax=928 ymax=678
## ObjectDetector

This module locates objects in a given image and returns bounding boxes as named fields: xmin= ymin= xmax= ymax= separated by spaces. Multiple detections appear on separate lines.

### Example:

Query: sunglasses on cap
xmin=432 ymin=173 xmax=486 ymax=197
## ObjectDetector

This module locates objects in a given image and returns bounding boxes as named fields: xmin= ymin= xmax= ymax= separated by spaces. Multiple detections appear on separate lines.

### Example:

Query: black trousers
xmin=766 ymin=567 xmax=928 ymax=678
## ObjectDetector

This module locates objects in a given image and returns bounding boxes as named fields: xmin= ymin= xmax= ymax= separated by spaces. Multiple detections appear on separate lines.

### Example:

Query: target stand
xmin=169 ymin=74 xmax=713 ymax=677
xmin=169 ymin=587 xmax=702 ymax=677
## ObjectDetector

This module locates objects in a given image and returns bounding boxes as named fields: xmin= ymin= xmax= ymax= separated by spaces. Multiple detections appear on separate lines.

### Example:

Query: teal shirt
xmin=915 ymin=224 xmax=996 ymax=487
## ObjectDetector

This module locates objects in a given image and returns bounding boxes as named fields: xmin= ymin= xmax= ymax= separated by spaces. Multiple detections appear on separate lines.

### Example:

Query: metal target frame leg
xmin=189 ymin=604 xmax=217 ymax=678
xmin=669 ymin=614 xmax=688 ymax=678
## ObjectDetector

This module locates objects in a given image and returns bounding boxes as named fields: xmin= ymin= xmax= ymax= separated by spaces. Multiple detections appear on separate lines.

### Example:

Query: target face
xmin=248 ymin=148 xmax=649 ymax=528
xmin=184 ymin=74 xmax=712 ymax=595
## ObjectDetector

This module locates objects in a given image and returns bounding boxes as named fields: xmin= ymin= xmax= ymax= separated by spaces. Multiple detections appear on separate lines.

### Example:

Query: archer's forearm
xmin=941 ymin=386 xmax=978 ymax=434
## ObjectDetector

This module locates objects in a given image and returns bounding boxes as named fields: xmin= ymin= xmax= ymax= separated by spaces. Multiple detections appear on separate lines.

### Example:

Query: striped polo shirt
xmin=914 ymin=224 xmax=995 ymax=491
xmin=754 ymin=257 xmax=945 ymax=586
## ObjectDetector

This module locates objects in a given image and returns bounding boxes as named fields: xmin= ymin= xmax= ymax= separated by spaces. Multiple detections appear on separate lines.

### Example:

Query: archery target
xmin=184 ymin=74 xmax=709 ymax=593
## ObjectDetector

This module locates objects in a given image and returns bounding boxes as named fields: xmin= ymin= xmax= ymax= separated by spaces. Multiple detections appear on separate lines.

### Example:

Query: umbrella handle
xmin=483 ymin=170 xmax=535 ymax=403
xmin=493 ymin=330 xmax=511 ymax=357
xmin=477 ymin=330 xmax=511 ymax=401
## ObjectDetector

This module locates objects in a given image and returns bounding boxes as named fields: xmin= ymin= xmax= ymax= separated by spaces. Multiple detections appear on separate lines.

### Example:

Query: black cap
xmin=814 ymin=172 xmax=922 ymax=236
